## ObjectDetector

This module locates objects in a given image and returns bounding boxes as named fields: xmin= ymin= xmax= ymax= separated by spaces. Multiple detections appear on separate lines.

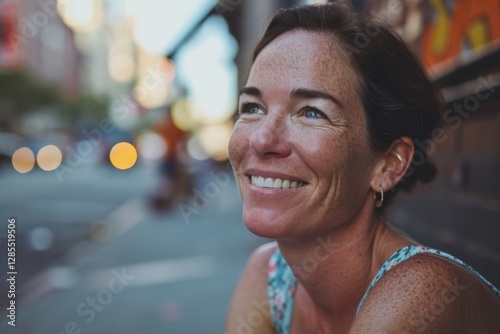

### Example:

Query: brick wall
xmin=391 ymin=98 xmax=500 ymax=287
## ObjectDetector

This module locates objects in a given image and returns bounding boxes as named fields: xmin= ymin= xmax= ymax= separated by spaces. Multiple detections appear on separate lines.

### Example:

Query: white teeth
xmin=264 ymin=178 xmax=274 ymax=187
xmin=251 ymin=175 xmax=265 ymax=187
xmin=250 ymin=175 xmax=305 ymax=189
xmin=257 ymin=176 xmax=264 ymax=187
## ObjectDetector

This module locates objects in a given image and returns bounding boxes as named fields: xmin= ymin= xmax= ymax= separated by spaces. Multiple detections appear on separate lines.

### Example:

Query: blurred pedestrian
xmin=150 ymin=107 xmax=189 ymax=211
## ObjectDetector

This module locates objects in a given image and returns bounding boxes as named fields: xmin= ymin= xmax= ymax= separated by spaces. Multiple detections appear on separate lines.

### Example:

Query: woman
xmin=225 ymin=3 xmax=500 ymax=334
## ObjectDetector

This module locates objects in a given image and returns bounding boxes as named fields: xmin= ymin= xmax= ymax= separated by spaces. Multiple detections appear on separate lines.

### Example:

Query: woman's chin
xmin=242 ymin=209 xmax=297 ymax=239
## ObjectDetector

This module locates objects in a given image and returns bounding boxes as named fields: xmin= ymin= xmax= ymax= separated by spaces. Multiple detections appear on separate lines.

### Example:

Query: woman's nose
xmin=248 ymin=115 xmax=292 ymax=158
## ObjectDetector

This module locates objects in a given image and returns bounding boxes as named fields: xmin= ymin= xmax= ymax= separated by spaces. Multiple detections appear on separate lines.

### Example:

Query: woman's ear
xmin=370 ymin=137 xmax=414 ymax=192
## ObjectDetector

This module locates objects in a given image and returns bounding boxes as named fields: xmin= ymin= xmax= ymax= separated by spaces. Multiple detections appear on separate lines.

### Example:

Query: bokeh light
xmin=37 ymin=145 xmax=63 ymax=171
xmin=135 ymin=133 xmax=167 ymax=162
xmin=133 ymin=82 xmax=170 ymax=110
xmin=12 ymin=147 xmax=36 ymax=173
xmin=58 ymin=0 xmax=103 ymax=33
xmin=187 ymin=136 xmax=210 ymax=161
xmin=198 ymin=122 xmax=233 ymax=161
xmin=171 ymin=97 xmax=199 ymax=131
xmin=29 ymin=227 xmax=54 ymax=251
xmin=108 ymin=46 xmax=135 ymax=83
xmin=109 ymin=142 xmax=138 ymax=170
xmin=90 ymin=220 xmax=112 ymax=243
xmin=133 ymin=52 xmax=176 ymax=109
xmin=47 ymin=267 xmax=78 ymax=290
xmin=171 ymin=97 xmax=234 ymax=130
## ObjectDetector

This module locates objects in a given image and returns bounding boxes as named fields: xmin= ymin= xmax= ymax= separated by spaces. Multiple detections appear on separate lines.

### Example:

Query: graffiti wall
xmin=369 ymin=0 xmax=500 ymax=69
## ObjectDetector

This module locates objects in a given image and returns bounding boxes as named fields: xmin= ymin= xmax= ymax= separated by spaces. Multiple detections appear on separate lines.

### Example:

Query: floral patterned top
xmin=267 ymin=245 xmax=500 ymax=334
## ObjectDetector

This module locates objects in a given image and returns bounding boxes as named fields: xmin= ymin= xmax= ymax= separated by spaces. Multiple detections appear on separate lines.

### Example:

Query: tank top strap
xmin=268 ymin=248 xmax=298 ymax=334
xmin=356 ymin=245 xmax=500 ymax=315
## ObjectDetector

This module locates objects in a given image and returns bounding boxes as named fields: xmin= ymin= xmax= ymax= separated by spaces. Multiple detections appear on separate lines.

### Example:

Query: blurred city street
xmin=0 ymin=162 xmax=266 ymax=334
xmin=0 ymin=1 xmax=284 ymax=333
xmin=1 ymin=0 xmax=500 ymax=333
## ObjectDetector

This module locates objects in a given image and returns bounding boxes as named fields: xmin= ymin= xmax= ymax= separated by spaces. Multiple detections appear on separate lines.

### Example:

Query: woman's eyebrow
xmin=291 ymin=88 xmax=343 ymax=108
xmin=239 ymin=86 xmax=343 ymax=109
xmin=239 ymin=86 xmax=261 ymax=97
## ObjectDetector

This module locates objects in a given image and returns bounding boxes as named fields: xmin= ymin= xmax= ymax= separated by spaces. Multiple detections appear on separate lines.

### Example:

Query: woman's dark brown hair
xmin=252 ymin=2 xmax=443 ymax=205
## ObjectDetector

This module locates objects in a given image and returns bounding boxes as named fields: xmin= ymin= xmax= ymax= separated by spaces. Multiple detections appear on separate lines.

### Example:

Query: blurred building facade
xmin=0 ymin=0 xmax=83 ymax=142
xmin=0 ymin=0 xmax=20 ymax=69
xmin=0 ymin=0 xmax=81 ymax=96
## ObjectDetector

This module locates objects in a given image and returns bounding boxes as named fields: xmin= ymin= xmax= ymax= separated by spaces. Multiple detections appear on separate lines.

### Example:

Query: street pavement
xmin=0 ymin=162 xmax=268 ymax=334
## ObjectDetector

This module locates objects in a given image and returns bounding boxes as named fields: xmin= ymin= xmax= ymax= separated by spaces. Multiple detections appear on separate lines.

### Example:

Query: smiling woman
xmin=225 ymin=2 xmax=500 ymax=334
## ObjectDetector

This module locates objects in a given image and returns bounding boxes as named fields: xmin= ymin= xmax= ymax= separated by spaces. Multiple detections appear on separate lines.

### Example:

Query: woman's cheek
xmin=292 ymin=129 xmax=342 ymax=163
xmin=228 ymin=124 xmax=248 ymax=166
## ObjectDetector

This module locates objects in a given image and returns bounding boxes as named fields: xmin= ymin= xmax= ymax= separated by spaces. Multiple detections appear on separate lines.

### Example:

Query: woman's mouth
xmin=249 ymin=175 xmax=306 ymax=189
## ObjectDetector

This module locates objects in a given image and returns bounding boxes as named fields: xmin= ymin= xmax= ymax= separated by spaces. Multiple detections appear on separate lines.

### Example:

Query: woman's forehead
xmin=248 ymin=30 xmax=359 ymax=97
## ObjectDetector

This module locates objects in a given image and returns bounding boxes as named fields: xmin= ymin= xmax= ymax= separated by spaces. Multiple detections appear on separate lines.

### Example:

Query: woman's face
xmin=228 ymin=30 xmax=377 ymax=238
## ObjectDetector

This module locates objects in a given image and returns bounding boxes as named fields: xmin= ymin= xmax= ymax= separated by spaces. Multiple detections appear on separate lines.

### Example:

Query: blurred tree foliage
xmin=57 ymin=94 xmax=109 ymax=124
xmin=0 ymin=70 xmax=59 ymax=113
xmin=0 ymin=70 xmax=108 ymax=129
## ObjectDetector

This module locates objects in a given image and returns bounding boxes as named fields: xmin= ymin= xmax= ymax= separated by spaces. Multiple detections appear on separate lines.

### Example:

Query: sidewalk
xmin=1 ymin=168 xmax=267 ymax=334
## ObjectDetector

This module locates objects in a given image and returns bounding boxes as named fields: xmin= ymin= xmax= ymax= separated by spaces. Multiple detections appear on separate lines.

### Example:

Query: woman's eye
xmin=240 ymin=104 xmax=264 ymax=115
xmin=304 ymin=109 xmax=325 ymax=119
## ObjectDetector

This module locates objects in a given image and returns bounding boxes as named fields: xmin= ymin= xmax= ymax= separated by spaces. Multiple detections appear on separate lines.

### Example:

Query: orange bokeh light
xmin=109 ymin=142 xmax=138 ymax=170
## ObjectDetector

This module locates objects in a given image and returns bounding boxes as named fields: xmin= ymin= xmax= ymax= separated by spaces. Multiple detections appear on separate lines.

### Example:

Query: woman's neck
xmin=276 ymin=209 xmax=411 ymax=322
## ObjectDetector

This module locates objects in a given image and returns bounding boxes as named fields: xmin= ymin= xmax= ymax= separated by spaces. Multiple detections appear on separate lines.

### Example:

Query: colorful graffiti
xmin=422 ymin=0 xmax=500 ymax=68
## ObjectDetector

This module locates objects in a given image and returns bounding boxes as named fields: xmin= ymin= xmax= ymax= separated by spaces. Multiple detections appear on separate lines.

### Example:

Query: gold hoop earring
xmin=374 ymin=186 xmax=384 ymax=208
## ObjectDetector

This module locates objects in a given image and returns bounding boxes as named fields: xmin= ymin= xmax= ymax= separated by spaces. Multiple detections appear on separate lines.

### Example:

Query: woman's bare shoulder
xmin=225 ymin=242 xmax=277 ymax=334
xmin=249 ymin=241 xmax=279 ymax=271
xmin=238 ymin=241 xmax=278 ymax=283
xmin=350 ymin=253 xmax=500 ymax=333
